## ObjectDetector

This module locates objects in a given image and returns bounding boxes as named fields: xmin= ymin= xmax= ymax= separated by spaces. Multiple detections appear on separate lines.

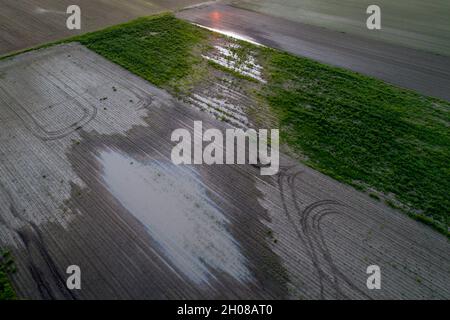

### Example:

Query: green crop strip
xmin=3 ymin=13 xmax=447 ymax=236
xmin=0 ymin=250 xmax=16 ymax=300
xmin=76 ymin=14 xmax=209 ymax=88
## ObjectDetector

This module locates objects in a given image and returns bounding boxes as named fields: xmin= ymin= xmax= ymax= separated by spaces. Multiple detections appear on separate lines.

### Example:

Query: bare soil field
xmin=0 ymin=0 xmax=207 ymax=56
xmin=177 ymin=3 xmax=450 ymax=102
xmin=0 ymin=43 xmax=449 ymax=299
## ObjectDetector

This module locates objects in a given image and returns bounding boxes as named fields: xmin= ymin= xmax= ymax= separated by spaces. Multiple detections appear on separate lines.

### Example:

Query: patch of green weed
xmin=0 ymin=250 xmax=16 ymax=300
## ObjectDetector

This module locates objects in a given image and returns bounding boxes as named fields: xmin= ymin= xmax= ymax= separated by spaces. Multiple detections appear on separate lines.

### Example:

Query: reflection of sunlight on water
xmin=98 ymin=149 xmax=253 ymax=284
xmin=193 ymin=23 xmax=265 ymax=47
xmin=34 ymin=7 xmax=65 ymax=15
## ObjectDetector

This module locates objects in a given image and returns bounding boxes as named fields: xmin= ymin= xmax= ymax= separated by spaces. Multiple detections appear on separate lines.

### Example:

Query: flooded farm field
xmin=0 ymin=43 xmax=449 ymax=299
xmin=0 ymin=0 xmax=207 ymax=56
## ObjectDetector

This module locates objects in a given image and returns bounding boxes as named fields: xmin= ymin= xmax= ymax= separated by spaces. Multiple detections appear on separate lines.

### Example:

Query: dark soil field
xmin=0 ymin=0 xmax=206 ymax=56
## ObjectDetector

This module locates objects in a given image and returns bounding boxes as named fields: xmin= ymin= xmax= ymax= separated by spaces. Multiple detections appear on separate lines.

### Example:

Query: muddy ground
xmin=0 ymin=43 xmax=449 ymax=299
xmin=0 ymin=0 xmax=209 ymax=56
xmin=177 ymin=2 xmax=450 ymax=102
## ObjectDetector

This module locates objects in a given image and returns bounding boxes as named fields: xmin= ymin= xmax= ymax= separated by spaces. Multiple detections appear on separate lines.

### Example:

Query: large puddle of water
xmin=97 ymin=149 xmax=253 ymax=284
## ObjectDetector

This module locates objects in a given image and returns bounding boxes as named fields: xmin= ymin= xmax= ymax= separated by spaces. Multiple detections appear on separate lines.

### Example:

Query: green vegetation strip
xmin=0 ymin=250 xmax=16 ymax=300
xmin=2 ymin=14 xmax=448 ymax=235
